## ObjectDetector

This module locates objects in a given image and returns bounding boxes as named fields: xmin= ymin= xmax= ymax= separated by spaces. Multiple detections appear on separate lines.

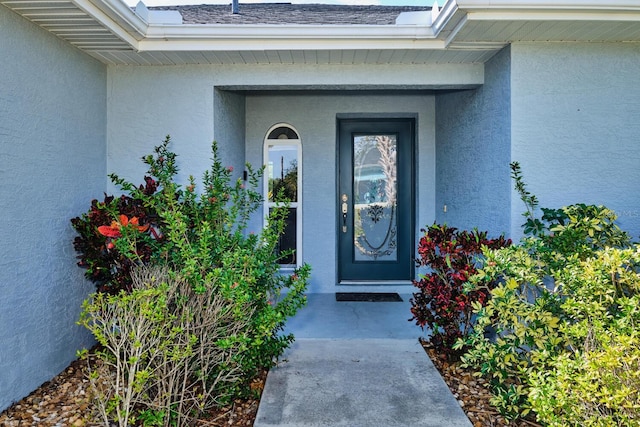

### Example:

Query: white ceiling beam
xmin=137 ymin=38 xmax=447 ymax=52
xmin=137 ymin=24 xmax=442 ymax=52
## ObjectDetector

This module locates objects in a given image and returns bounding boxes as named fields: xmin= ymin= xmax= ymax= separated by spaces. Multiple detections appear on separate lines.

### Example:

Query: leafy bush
xmin=528 ymin=246 xmax=640 ymax=426
xmin=458 ymin=243 xmax=566 ymax=420
xmin=78 ymin=265 xmax=249 ymax=427
xmin=74 ymin=137 xmax=310 ymax=425
xmin=457 ymin=162 xmax=636 ymax=422
xmin=510 ymin=161 xmax=629 ymax=266
xmin=410 ymin=224 xmax=510 ymax=358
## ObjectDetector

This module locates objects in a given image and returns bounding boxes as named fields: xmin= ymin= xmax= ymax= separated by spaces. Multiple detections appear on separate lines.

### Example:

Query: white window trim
xmin=263 ymin=123 xmax=302 ymax=269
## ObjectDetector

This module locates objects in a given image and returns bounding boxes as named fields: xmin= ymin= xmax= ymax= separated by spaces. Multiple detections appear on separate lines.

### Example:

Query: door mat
xmin=335 ymin=292 xmax=403 ymax=302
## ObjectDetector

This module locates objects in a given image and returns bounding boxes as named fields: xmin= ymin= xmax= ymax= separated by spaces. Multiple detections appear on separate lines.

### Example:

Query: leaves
xmin=460 ymin=164 xmax=637 ymax=423
xmin=410 ymin=224 xmax=510 ymax=358
xmin=74 ymin=137 xmax=311 ymax=426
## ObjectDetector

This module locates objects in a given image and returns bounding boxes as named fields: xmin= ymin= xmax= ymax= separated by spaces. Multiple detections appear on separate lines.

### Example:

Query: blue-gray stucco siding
xmin=435 ymin=42 xmax=640 ymax=241
xmin=3 ymin=9 xmax=640 ymax=411
xmin=435 ymin=46 xmax=512 ymax=237
xmin=0 ymin=6 xmax=105 ymax=411
xmin=510 ymin=42 xmax=640 ymax=240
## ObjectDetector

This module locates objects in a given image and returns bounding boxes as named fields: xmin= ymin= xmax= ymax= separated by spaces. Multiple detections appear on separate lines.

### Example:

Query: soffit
xmin=453 ymin=16 xmax=640 ymax=43
xmin=3 ymin=0 xmax=640 ymax=66
xmin=2 ymin=0 xmax=504 ymax=64
xmin=2 ymin=0 xmax=133 ymax=50
xmin=88 ymin=48 xmax=501 ymax=66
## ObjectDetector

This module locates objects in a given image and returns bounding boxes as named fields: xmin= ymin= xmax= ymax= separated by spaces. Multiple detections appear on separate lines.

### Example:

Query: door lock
xmin=341 ymin=194 xmax=348 ymax=233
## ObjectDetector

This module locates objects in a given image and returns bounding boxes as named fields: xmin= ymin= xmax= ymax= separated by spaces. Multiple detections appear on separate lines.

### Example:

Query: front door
xmin=338 ymin=118 xmax=415 ymax=283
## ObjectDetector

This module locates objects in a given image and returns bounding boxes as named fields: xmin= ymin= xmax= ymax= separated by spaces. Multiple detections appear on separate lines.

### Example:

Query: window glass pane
xmin=268 ymin=145 xmax=298 ymax=202
xmin=353 ymin=134 xmax=398 ymax=262
xmin=270 ymin=207 xmax=297 ymax=265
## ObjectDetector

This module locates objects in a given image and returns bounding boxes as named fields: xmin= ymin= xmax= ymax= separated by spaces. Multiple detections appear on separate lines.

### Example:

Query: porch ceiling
xmin=3 ymin=0 xmax=640 ymax=66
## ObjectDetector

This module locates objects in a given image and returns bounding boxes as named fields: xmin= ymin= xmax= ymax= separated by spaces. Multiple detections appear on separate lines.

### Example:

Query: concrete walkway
xmin=254 ymin=293 xmax=472 ymax=427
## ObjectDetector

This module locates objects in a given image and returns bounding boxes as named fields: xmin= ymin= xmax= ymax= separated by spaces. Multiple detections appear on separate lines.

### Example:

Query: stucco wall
xmin=213 ymin=89 xmax=246 ymax=182
xmin=244 ymin=93 xmax=435 ymax=293
xmin=106 ymin=62 xmax=481 ymax=193
xmin=435 ymin=46 xmax=512 ymax=237
xmin=106 ymin=63 xmax=481 ymax=292
xmin=0 ymin=6 xmax=106 ymax=410
xmin=511 ymin=43 xmax=640 ymax=240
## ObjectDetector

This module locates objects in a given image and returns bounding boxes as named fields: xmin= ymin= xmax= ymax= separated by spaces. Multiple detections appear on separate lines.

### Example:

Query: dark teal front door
xmin=338 ymin=118 xmax=415 ymax=282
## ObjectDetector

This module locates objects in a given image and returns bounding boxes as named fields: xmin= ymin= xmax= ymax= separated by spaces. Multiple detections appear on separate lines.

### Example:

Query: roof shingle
xmin=152 ymin=3 xmax=431 ymax=25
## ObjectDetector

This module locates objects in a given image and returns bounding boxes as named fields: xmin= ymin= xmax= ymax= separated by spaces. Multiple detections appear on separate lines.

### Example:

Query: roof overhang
xmin=2 ymin=0 xmax=640 ymax=65
xmin=138 ymin=24 xmax=443 ymax=51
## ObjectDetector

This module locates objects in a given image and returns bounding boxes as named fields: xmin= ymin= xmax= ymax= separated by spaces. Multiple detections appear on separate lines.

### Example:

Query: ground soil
xmin=0 ymin=342 xmax=539 ymax=426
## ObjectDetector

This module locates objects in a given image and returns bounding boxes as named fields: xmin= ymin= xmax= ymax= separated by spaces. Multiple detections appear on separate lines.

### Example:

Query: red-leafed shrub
xmin=410 ymin=224 xmax=510 ymax=358
xmin=70 ymin=177 xmax=161 ymax=294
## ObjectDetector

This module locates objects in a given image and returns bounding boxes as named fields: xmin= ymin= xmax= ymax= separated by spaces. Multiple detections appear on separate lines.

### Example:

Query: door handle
xmin=341 ymin=194 xmax=348 ymax=233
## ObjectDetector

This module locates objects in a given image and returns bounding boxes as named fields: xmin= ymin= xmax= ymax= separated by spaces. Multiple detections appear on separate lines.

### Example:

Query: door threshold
xmin=338 ymin=280 xmax=413 ymax=286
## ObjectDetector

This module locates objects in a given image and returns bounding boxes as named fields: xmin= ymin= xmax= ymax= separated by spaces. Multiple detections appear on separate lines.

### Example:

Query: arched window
xmin=264 ymin=124 xmax=302 ymax=268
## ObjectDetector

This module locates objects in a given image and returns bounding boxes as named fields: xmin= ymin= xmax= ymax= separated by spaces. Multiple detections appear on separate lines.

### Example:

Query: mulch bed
xmin=0 ymin=350 xmax=264 ymax=427
xmin=1 ymin=342 xmax=539 ymax=426
xmin=420 ymin=339 xmax=541 ymax=427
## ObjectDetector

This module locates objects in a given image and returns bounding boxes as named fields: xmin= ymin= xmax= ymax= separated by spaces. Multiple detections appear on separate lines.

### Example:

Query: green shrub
xmin=528 ymin=246 xmax=640 ymax=426
xmin=75 ymin=137 xmax=310 ymax=425
xmin=457 ymin=162 xmax=636 ymax=422
xmin=108 ymin=137 xmax=310 ymax=386
xmin=529 ymin=333 xmax=640 ymax=427
xmin=457 ymin=242 xmax=566 ymax=420
xmin=79 ymin=265 xmax=249 ymax=427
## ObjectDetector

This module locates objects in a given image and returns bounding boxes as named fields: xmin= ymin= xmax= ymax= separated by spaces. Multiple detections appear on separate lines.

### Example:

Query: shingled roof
xmin=151 ymin=3 xmax=432 ymax=25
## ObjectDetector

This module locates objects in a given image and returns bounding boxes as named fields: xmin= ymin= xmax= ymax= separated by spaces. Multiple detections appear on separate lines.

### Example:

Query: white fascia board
xmin=433 ymin=0 xmax=640 ymax=35
xmin=138 ymin=38 xmax=446 ymax=52
xmin=466 ymin=10 xmax=640 ymax=22
xmin=440 ymin=0 xmax=640 ymax=41
xmin=432 ymin=0 xmax=462 ymax=34
xmin=138 ymin=24 xmax=441 ymax=51
xmin=65 ymin=0 xmax=640 ymax=55
xmin=72 ymin=0 xmax=147 ymax=45
xmin=144 ymin=24 xmax=436 ymax=39
xmin=455 ymin=0 xmax=640 ymax=11
xmin=450 ymin=0 xmax=640 ymax=21
xmin=72 ymin=0 xmax=444 ymax=52
xmin=432 ymin=0 xmax=477 ymax=47
xmin=431 ymin=0 xmax=464 ymax=35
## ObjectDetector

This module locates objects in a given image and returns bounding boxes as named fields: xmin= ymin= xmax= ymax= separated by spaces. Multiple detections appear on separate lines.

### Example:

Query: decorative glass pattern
xmin=353 ymin=134 xmax=397 ymax=261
